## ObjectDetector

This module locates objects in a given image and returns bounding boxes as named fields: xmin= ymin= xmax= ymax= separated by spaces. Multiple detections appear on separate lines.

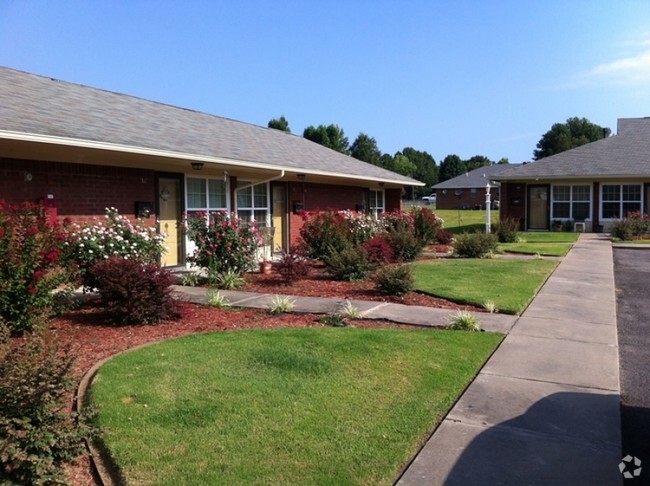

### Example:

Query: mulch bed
xmin=46 ymin=252 xmax=476 ymax=484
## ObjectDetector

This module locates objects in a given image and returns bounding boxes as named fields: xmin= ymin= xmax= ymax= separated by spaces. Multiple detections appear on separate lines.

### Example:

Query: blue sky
xmin=2 ymin=1 xmax=650 ymax=165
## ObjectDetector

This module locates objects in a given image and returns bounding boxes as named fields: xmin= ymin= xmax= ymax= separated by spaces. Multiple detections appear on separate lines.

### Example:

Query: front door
xmin=272 ymin=184 xmax=287 ymax=252
xmin=157 ymin=176 xmax=183 ymax=266
xmin=528 ymin=185 xmax=550 ymax=230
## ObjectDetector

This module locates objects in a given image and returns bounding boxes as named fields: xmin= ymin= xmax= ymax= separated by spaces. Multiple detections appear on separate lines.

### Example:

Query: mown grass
xmin=498 ymin=232 xmax=578 ymax=256
xmin=517 ymin=232 xmax=580 ymax=243
xmin=413 ymin=259 xmax=558 ymax=314
xmin=91 ymin=327 xmax=502 ymax=485
xmin=435 ymin=209 xmax=499 ymax=234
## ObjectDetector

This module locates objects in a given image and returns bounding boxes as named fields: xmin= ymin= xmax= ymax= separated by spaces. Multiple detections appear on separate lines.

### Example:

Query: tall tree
xmin=399 ymin=147 xmax=437 ymax=197
xmin=465 ymin=155 xmax=492 ymax=171
xmin=267 ymin=115 xmax=290 ymax=132
xmin=439 ymin=154 xmax=465 ymax=182
xmin=303 ymin=124 xmax=349 ymax=154
xmin=350 ymin=133 xmax=382 ymax=166
xmin=534 ymin=117 xmax=611 ymax=160
xmin=497 ymin=157 xmax=510 ymax=164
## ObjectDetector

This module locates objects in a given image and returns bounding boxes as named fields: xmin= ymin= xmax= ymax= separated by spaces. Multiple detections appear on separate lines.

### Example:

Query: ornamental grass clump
xmin=448 ymin=310 xmax=481 ymax=331
xmin=63 ymin=207 xmax=165 ymax=288
xmin=186 ymin=211 xmax=262 ymax=276
xmin=0 ymin=201 xmax=71 ymax=335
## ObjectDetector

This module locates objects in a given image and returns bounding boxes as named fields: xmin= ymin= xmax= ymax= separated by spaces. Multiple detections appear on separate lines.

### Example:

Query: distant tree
xmin=399 ymin=147 xmax=437 ymax=198
xmin=379 ymin=153 xmax=395 ymax=170
xmin=465 ymin=155 xmax=493 ymax=171
xmin=391 ymin=154 xmax=417 ymax=178
xmin=534 ymin=117 xmax=611 ymax=160
xmin=497 ymin=157 xmax=510 ymax=164
xmin=350 ymin=133 xmax=382 ymax=166
xmin=439 ymin=154 xmax=465 ymax=182
xmin=303 ymin=124 xmax=349 ymax=154
xmin=268 ymin=116 xmax=290 ymax=132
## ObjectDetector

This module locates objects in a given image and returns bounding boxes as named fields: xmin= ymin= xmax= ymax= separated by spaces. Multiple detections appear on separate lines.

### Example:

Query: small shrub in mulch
xmin=453 ymin=231 xmax=498 ymax=258
xmin=372 ymin=264 xmax=415 ymax=296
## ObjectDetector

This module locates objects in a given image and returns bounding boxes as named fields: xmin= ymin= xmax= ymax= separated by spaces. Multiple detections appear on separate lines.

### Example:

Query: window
xmin=369 ymin=189 xmax=384 ymax=217
xmin=237 ymin=182 xmax=269 ymax=226
xmin=186 ymin=178 xmax=228 ymax=220
xmin=551 ymin=184 xmax=591 ymax=220
xmin=601 ymin=184 xmax=642 ymax=219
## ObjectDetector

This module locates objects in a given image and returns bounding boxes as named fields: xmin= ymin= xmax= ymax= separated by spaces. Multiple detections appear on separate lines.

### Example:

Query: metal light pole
xmin=485 ymin=182 xmax=492 ymax=234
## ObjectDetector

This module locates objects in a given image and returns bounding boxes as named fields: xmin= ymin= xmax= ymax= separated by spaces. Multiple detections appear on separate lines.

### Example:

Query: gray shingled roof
xmin=497 ymin=118 xmax=650 ymax=180
xmin=432 ymin=163 xmax=513 ymax=189
xmin=0 ymin=66 xmax=422 ymax=186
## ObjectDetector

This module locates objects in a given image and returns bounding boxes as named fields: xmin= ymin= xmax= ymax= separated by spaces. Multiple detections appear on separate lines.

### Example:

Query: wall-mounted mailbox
xmin=136 ymin=201 xmax=154 ymax=218
xmin=292 ymin=200 xmax=304 ymax=214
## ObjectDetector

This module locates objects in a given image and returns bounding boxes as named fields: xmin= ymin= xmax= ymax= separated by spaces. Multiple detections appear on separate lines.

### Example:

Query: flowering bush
xmin=610 ymin=211 xmax=650 ymax=241
xmin=436 ymin=229 xmax=454 ymax=245
xmin=412 ymin=207 xmax=444 ymax=244
xmin=63 ymin=208 xmax=165 ymax=287
xmin=299 ymin=210 xmax=380 ymax=260
xmin=185 ymin=212 xmax=261 ymax=276
xmin=0 ymin=201 xmax=70 ymax=335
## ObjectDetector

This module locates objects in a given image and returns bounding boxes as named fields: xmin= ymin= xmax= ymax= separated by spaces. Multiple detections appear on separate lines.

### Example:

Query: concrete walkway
xmin=397 ymin=233 xmax=622 ymax=485
xmin=173 ymin=286 xmax=518 ymax=334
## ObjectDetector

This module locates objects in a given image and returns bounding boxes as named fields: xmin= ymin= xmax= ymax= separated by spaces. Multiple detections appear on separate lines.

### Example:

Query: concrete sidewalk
xmin=172 ymin=286 xmax=518 ymax=334
xmin=397 ymin=234 xmax=622 ymax=485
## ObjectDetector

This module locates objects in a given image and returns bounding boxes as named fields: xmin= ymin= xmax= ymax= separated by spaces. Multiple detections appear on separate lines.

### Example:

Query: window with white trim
xmin=601 ymin=183 xmax=642 ymax=219
xmin=369 ymin=189 xmax=384 ymax=217
xmin=551 ymin=184 xmax=591 ymax=220
xmin=186 ymin=177 xmax=228 ymax=220
xmin=237 ymin=182 xmax=269 ymax=226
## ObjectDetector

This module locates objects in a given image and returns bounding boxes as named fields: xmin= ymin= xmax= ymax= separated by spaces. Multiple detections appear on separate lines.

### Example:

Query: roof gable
xmin=433 ymin=164 xmax=514 ymax=189
xmin=0 ymin=67 xmax=421 ymax=186
xmin=497 ymin=118 xmax=650 ymax=180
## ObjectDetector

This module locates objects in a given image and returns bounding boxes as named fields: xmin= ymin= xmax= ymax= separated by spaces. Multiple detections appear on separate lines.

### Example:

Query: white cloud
xmin=564 ymin=34 xmax=650 ymax=88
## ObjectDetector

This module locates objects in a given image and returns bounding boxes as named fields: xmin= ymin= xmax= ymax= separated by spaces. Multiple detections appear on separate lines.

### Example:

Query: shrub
xmin=299 ymin=211 xmax=379 ymax=260
xmin=90 ymin=257 xmax=179 ymax=325
xmin=453 ymin=231 xmax=498 ymax=258
xmin=276 ymin=247 xmax=310 ymax=284
xmin=0 ymin=201 xmax=70 ymax=335
xmin=299 ymin=211 xmax=351 ymax=260
xmin=381 ymin=210 xmax=414 ymax=234
xmin=63 ymin=207 xmax=165 ymax=288
xmin=185 ymin=212 xmax=261 ymax=276
xmin=448 ymin=310 xmax=480 ymax=331
xmin=361 ymin=236 xmax=395 ymax=265
xmin=436 ymin=229 xmax=454 ymax=245
xmin=325 ymin=244 xmax=374 ymax=281
xmin=372 ymin=264 xmax=415 ymax=296
xmin=610 ymin=211 xmax=650 ymax=240
xmin=384 ymin=229 xmax=423 ymax=262
xmin=412 ymin=207 xmax=444 ymax=244
xmin=494 ymin=217 xmax=520 ymax=243
xmin=0 ymin=323 xmax=90 ymax=484
xmin=318 ymin=313 xmax=348 ymax=327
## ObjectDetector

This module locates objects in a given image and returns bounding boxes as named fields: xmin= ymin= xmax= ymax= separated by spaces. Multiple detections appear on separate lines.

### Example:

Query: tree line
xmin=268 ymin=115 xmax=610 ymax=197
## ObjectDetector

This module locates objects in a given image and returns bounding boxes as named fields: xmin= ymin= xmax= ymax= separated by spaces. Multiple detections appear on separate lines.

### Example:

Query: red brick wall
xmin=435 ymin=187 xmax=497 ymax=210
xmin=0 ymin=158 xmax=156 ymax=227
xmin=499 ymin=182 xmax=527 ymax=230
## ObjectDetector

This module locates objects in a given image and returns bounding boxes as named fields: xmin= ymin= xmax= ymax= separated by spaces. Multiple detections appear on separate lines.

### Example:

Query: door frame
xmin=527 ymin=184 xmax=550 ymax=231
xmin=271 ymin=181 xmax=288 ymax=253
xmin=155 ymin=172 xmax=185 ymax=266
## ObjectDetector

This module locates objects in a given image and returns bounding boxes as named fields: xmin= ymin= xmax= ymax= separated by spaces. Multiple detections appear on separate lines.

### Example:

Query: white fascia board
xmin=0 ymin=130 xmax=423 ymax=186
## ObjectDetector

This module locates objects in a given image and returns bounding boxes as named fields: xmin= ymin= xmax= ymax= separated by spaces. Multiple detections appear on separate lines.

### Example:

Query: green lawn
xmin=498 ymin=232 xmax=578 ymax=256
xmin=517 ymin=232 xmax=580 ymax=243
xmin=413 ymin=259 xmax=558 ymax=314
xmin=91 ymin=327 xmax=502 ymax=485
xmin=435 ymin=209 xmax=499 ymax=234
